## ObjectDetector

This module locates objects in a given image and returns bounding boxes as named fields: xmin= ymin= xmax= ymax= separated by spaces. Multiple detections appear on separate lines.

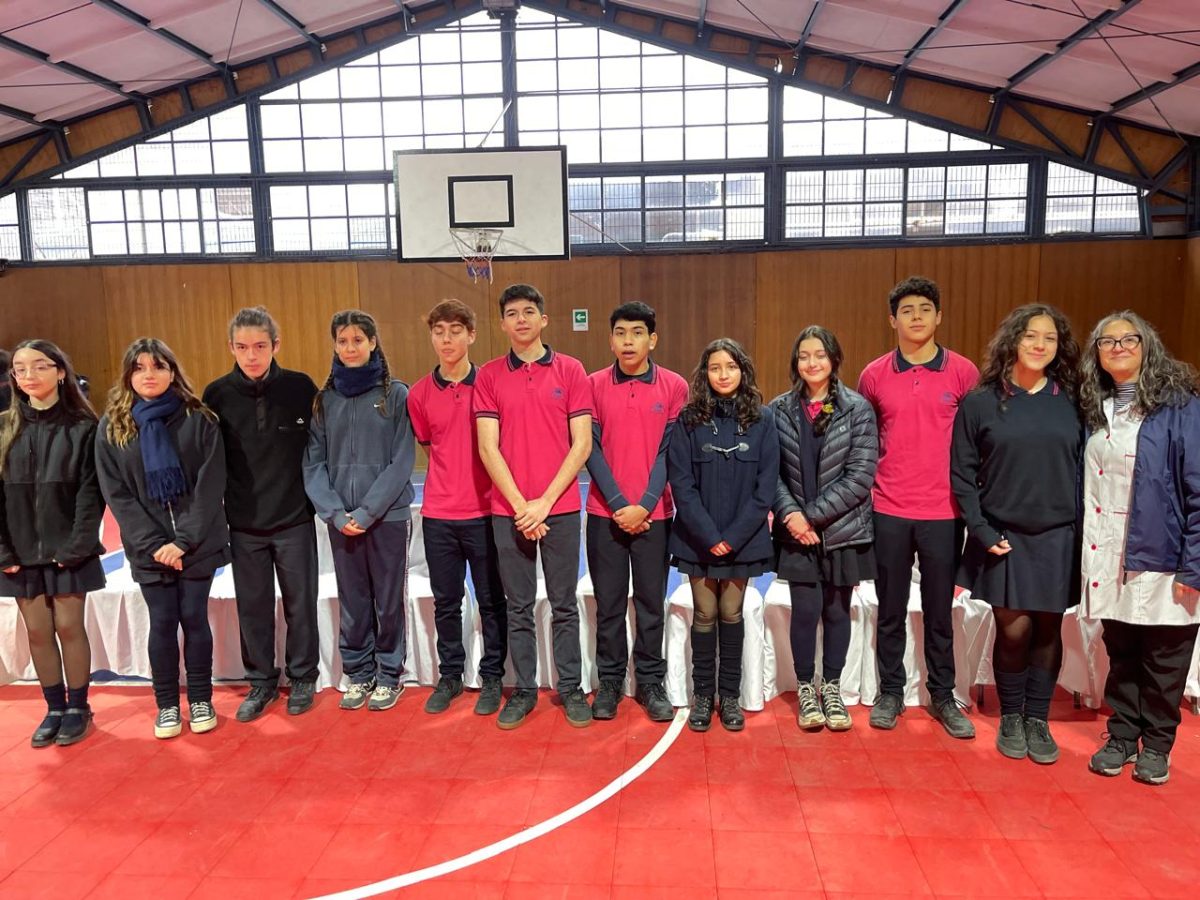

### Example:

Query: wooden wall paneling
xmin=893 ymin=243 xmax=1042 ymax=366
xmin=228 ymin=261 xmax=361 ymax=386
xmin=102 ymin=264 xmax=236 ymax=393
xmin=0 ymin=266 xmax=114 ymax=394
xmin=620 ymin=252 xmax=758 ymax=387
xmin=1182 ymin=237 xmax=1200 ymax=369
xmin=754 ymin=248 xmax=898 ymax=399
xmin=1037 ymin=239 xmax=1187 ymax=355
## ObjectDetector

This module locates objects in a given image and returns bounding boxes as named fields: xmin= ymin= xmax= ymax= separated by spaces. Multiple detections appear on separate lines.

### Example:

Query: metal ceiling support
xmin=254 ymin=0 xmax=323 ymax=51
xmin=795 ymin=0 xmax=826 ymax=58
xmin=0 ymin=101 xmax=54 ymax=129
xmin=91 ymin=0 xmax=228 ymax=73
xmin=1149 ymin=146 xmax=1189 ymax=194
xmin=894 ymin=0 xmax=969 ymax=78
xmin=0 ymin=131 xmax=54 ymax=190
xmin=696 ymin=0 xmax=707 ymax=38
xmin=0 ymin=34 xmax=146 ymax=103
xmin=1002 ymin=0 xmax=1143 ymax=93
xmin=1107 ymin=123 xmax=1151 ymax=181
xmin=1008 ymin=101 xmax=1076 ymax=159
xmin=1110 ymin=60 xmax=1200 ymax=113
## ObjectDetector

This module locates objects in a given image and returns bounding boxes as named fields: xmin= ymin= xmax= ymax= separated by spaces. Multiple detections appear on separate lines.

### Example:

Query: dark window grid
xmin=272 ymin=216 xmax=394 ymax=253
xmin=288 ymin=64 xmax=506 ymax=101
xmin=86 ymin=187 xmax=253 ymax=255
xmin=522 ymin=124 xmax=771 ymax=164
xmin=259 ymin=96 xmax=506 ymax=146
xmin=1045 ymin=194 xmax=1140 ymax=234
xmin=88 ymin=136 xmax=251 ymax=179
xmin=0 ymin=226 xmax=21 ymax=260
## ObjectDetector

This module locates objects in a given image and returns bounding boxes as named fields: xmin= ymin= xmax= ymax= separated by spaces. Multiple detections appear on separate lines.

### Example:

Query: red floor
xmin=0 ymin=684 xmax=1197 ymax=899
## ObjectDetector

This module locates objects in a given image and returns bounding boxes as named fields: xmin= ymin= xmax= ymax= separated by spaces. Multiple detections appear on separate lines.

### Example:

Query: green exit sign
xmin=572 ymin=309 xmax=588 ymax=331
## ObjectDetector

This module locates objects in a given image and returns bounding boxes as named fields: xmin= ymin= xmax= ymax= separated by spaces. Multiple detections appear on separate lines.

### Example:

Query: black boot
xmin=688 ymin=695 xmax=714 ymax=732
xmin=719 ymin=694 xmax=745 ymax=731
xmin=32 ymin=683 xmax=67 ymax=748
xmin=56 ymin=683 xmax=93 ymax=746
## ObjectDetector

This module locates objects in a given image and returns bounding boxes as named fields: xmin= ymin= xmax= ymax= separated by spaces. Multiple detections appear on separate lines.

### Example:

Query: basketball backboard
xmin=393 ymin=146 xmax=570 ymax=263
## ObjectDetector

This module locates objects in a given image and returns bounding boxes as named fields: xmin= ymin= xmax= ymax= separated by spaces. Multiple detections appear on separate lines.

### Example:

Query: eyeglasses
xmin=1095 ymin=334 xmax=1142 ymax=352
xmin=11 ymin=363 xmax=57 ymax=378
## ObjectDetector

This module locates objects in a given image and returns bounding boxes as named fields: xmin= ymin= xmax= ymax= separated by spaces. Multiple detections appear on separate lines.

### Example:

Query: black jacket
xmin=0 ymin=403 xmax=105 ymax=569
xmin=771 ymin=384 xmax=878 ymax=552
xmin=667 ymin=406 xmax=780 ymax=566
xmin=203 ymin=362 xmax=317 ymax=534
xmin=95 ymin=407 xmax=231 ymax=583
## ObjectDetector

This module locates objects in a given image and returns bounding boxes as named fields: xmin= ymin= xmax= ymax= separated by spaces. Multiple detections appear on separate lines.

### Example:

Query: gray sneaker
xmin=497 ymin=688 xmax=538 ymax=730
xmin=1089 ymin=734 xmax=1138 ymax=776
xmin=367 ymin=684 xmax=404 ymax=711
xmin=424 ymin=676 xmax=463 ymax=714
xmin=996 ymin=713 xmax=1027 ymax=759
xmin=869 ymin=693 xmax=904 ymax=730
xmin=930 ymin=698 xmax=976 ymax=740
xmin=1023 ymin=716 xmax=1059 ymax=765
xmin=475 ymin=676 xmax=503 ymax=716
xmin=1133 ymin=747 xmax=1169 ymax=785
xmin=562 ymin=688 xmax=593 ymax=727
xmin=797 ymin=680 xmax=826 ymax=730
xmin=339 ymin=680 xmax=375 ymax=711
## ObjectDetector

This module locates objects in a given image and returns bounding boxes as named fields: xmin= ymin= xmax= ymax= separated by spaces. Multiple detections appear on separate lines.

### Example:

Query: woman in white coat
xmin=1079 ymin=310 xmax=1200 ymax=786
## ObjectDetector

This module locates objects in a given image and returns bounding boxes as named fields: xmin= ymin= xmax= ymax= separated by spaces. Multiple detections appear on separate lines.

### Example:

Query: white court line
xmin=313 ymin=708 xmax=688 ymax=899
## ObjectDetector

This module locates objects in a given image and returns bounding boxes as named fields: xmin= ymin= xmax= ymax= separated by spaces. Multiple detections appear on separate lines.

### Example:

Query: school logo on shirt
xmin=941 ymin=391 xmax=956 ymax=405
xmin=651 ymin=402 xmax=665 ymax=414
xmin=551 ymin=387 xmax=565 ymax=400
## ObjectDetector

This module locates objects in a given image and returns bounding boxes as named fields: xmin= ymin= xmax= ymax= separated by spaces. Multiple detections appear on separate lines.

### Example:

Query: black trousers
xmin=231 ymin=520 xmax=320 ymax=687
xmin=423 ymin=515 xmax=508 ymax=680
xmin=873 ymin=512 xmax=961 ymax=703
xmin=585 ymin=515 xmax=670 ymax=685
xmin=493 ymin=513 xmax=582 ymax=693
xmin=789 ymin=580 xmax=853 ymax=683
xmin=142 ymin=575 xmax=215 ymax=709
xmin=1101 ymin=618 xmax=1199 ymax=753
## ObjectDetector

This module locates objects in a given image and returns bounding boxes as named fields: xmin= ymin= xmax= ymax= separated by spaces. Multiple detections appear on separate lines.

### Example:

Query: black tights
xmin=992 ymin=608 xmax=1063 ymax=719
xmin=17 ymin=593 xmax=91 ymax=691
xmin=789 ymin=581 xmax=853 ymax=683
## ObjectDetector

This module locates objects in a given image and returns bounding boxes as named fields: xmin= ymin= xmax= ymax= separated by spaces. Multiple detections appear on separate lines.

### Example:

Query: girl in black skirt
xmin=96 ymin=339 xmax=230 ymax=740
xmin=0 ymin=340 xmax=105 ymax=747
xmin=668 ymin=338 xmax=779 ymax=732
xmin=771 ymin=326 xmax=878 ymax=732
xmin=951 ymin=304 xmax=1082 ymax=765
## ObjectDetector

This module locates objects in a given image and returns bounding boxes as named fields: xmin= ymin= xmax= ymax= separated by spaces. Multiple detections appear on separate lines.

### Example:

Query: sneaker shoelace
xmin=190 ymin=702 xmax=213 ymax=719
xmin=370 ymin=686 xmax=393 ymax=701
xmin=799 ymin=683 xmax=822 ymax=718
xmin=821 ymin=681 xmax=847 ymax=718
xmin=158 ymin=708 xmax=180 ymax=726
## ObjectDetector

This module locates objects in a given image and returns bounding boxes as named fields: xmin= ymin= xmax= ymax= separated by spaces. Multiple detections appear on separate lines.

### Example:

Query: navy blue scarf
xmin=132 ymin=392 xmax=187 ymax=508
xmin=331 ymin=351 xmax=383 ymax=398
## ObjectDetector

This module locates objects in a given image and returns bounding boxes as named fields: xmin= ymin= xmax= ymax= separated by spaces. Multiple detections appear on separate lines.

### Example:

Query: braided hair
xmin=313 ymin=309 xmax=393 ymax=422
xmin=788 ymin=325 xmax=843 ymax=437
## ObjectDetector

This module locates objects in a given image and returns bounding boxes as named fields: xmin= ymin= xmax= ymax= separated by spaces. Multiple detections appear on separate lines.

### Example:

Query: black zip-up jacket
xmin=0 ymin=403 xmax=104 ymax=569
xmin=202 ymin=361 xmax=317 ymax=534
xmin=95 ymin=408 xmax=231 ymax=583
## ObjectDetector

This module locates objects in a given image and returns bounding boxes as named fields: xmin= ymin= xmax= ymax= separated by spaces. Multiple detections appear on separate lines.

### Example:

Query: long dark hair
xmin=104 ymin=338 xmax=213 ymax=448
xmin=314 ymin=309 xmax=394 ymax=422
xmin=0 ymin=340 xmax=96 ymax=475
xmin=976 ymin=304 xmax=1081 ymax=403
xmin=789 ymin=325 xmax=843 ymax=436
xmin=681 ymin=338 xmax=762 ymax=432
xmin=1079 ymin=310 xmax=1199 ymax=430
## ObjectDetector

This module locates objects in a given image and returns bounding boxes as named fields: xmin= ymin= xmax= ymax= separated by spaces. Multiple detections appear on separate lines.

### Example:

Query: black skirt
xmin=957 ymin=521 xmax=1078 ymax=613
xmin=674 ymin=557 xmax=770 ymax=579
xmin=776 ymin=542 xmax=876 ymax=587
xmin=0 ymin=557 xmax=106 ymax=598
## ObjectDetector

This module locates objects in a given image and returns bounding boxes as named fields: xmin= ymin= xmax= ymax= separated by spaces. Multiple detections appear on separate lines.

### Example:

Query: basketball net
xmin=450 ymin=227 xmax=504 ymax=284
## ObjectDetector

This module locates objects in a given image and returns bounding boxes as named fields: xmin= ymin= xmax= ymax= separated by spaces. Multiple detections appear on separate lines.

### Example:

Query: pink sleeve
xmin=588 ymin=372 xmax=604 ymax=426
xmin=668 ymin=374 xmax=688 ymax=422
xmin=472 ymin=366 xmax=498 ymax=418
xmin=407 ymin=383 xmax=430 ymax=444
xmin=567 ymin=359 xmax=593 ymax=418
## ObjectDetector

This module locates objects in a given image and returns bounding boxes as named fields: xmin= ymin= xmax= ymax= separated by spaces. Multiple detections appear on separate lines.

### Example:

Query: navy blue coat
xmin=667 ymin=406 xmax=780 ymax=566
xmin=1116 ymin=396 xmax=1200 ymax=591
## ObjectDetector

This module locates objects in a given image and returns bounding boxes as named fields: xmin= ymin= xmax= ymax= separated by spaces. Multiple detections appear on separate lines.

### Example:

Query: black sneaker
xmin=996 ymin=713 xmax=1027 ymax=759
xmin=497 ymin=688 xmax=538 ymax=730
xmin=1133 ymin=747 xmax=1170 ymax=785
xmin=475 ymin=676 xmax=503 ymax=716
xmin=287 ymin=681 xmax=316 ymax=716
xmin=562 ymin=688 xmax=593 ymax=728
xmin=591 ymin=679 xmax=624 ymax=720
xmin=1023 ymin=716 xmax=1059 ymax=765
xmin=189 ymin=701 xmax=218 ymax=735
xmin=635 ymin=683 xmax=674 ymax=722
xmin=1089 ymin=734 xmax=1138 ymax=776
xmin=688 ymin=695 xmax=714 ymax=732
xmin=719 ymin=695 xmax=745 ymax=732
xmin=424 ymin=676 xmax=464 ymax=714
xmin=236 ymin=684 xmax=279 ymax=723
xmin=931 ymin=698 xmax=976 ymax=740
xmin=869 ymin=693 xmax=905 ymax=730
xmin=54 ymin=708 xmax=92 ymax=747
xmin=31 ymin=710 xmax=64 ymax=748
xmin=154 ymin=706 xmax=182 ymax=740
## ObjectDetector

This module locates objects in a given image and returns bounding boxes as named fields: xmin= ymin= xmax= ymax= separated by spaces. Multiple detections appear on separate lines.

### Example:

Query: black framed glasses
xmin=1095 ymin=334 xmax=1142 ymax=352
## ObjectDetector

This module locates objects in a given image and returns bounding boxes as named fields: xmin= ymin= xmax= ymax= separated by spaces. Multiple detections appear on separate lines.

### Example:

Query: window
xmin=0 ymin=194 xmax=19 ymax=260
xmin=784 ymin=162 xmax=1028 ymax=240
xmin=1045 ymin=163 xmax=1141 ymax=234
xmin=270 ymin=183 xmax=394 ymax=253
xmin=28 ymin=188 xmax=89 ymax=260
xmin=517 ymin=8 xmax=768 ymax=163
xmin=87 ymin=187 xmax=254 ymax=256
xmin=568 ymin=172 xmax=765 ymax=244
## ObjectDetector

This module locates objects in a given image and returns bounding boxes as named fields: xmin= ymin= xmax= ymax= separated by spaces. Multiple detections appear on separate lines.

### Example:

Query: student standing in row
xmin=952 ymin=305 xmax=1082 ymax=764
xmin=204 ymin=307 xmax=321 ymax=722
xmin=1081 ymin=311 xmax=1200 ymax=786
xmin=304 ymin=310 xmax=415 ymax=712
xmin=858 ymin=276 xmax=979 ymax=739
xmin=0 ymin=340 xmax=104 ymax=747
xmin=474 ymin=284 xmax=593 ymax=730
xmin=96 ymin=339 xmax=229 ymax=739
xmin=586 ymin=302 xmax=687 ymax=722
xmin=772 ymin=326 xmax=877 ymax=732
xmin=408 ymin=300 xmax=508 ymax=716
xmin=668 ymin=338 xmax=779 ymax=732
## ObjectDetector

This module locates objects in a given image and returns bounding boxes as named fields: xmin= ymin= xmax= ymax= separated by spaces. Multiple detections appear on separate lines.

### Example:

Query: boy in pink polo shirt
xmin=474 ymin=284 xmax=594 ymax=730
xmin=407 ymin=300 xmax=508 ymax=717
xmin=857 ymin=276 xmax=979 ymax=739
xmin=586 ymin=302 xmax=688 ymax=723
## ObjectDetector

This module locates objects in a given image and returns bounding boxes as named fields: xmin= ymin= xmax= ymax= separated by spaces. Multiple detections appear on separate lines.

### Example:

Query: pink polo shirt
xmin=858 ymin=345 xmax=979 ymax=520
xmin=407 ymin=365 xmax=492 ymax=521
xmin=473 ymin=346 xmax=593 ymax=517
